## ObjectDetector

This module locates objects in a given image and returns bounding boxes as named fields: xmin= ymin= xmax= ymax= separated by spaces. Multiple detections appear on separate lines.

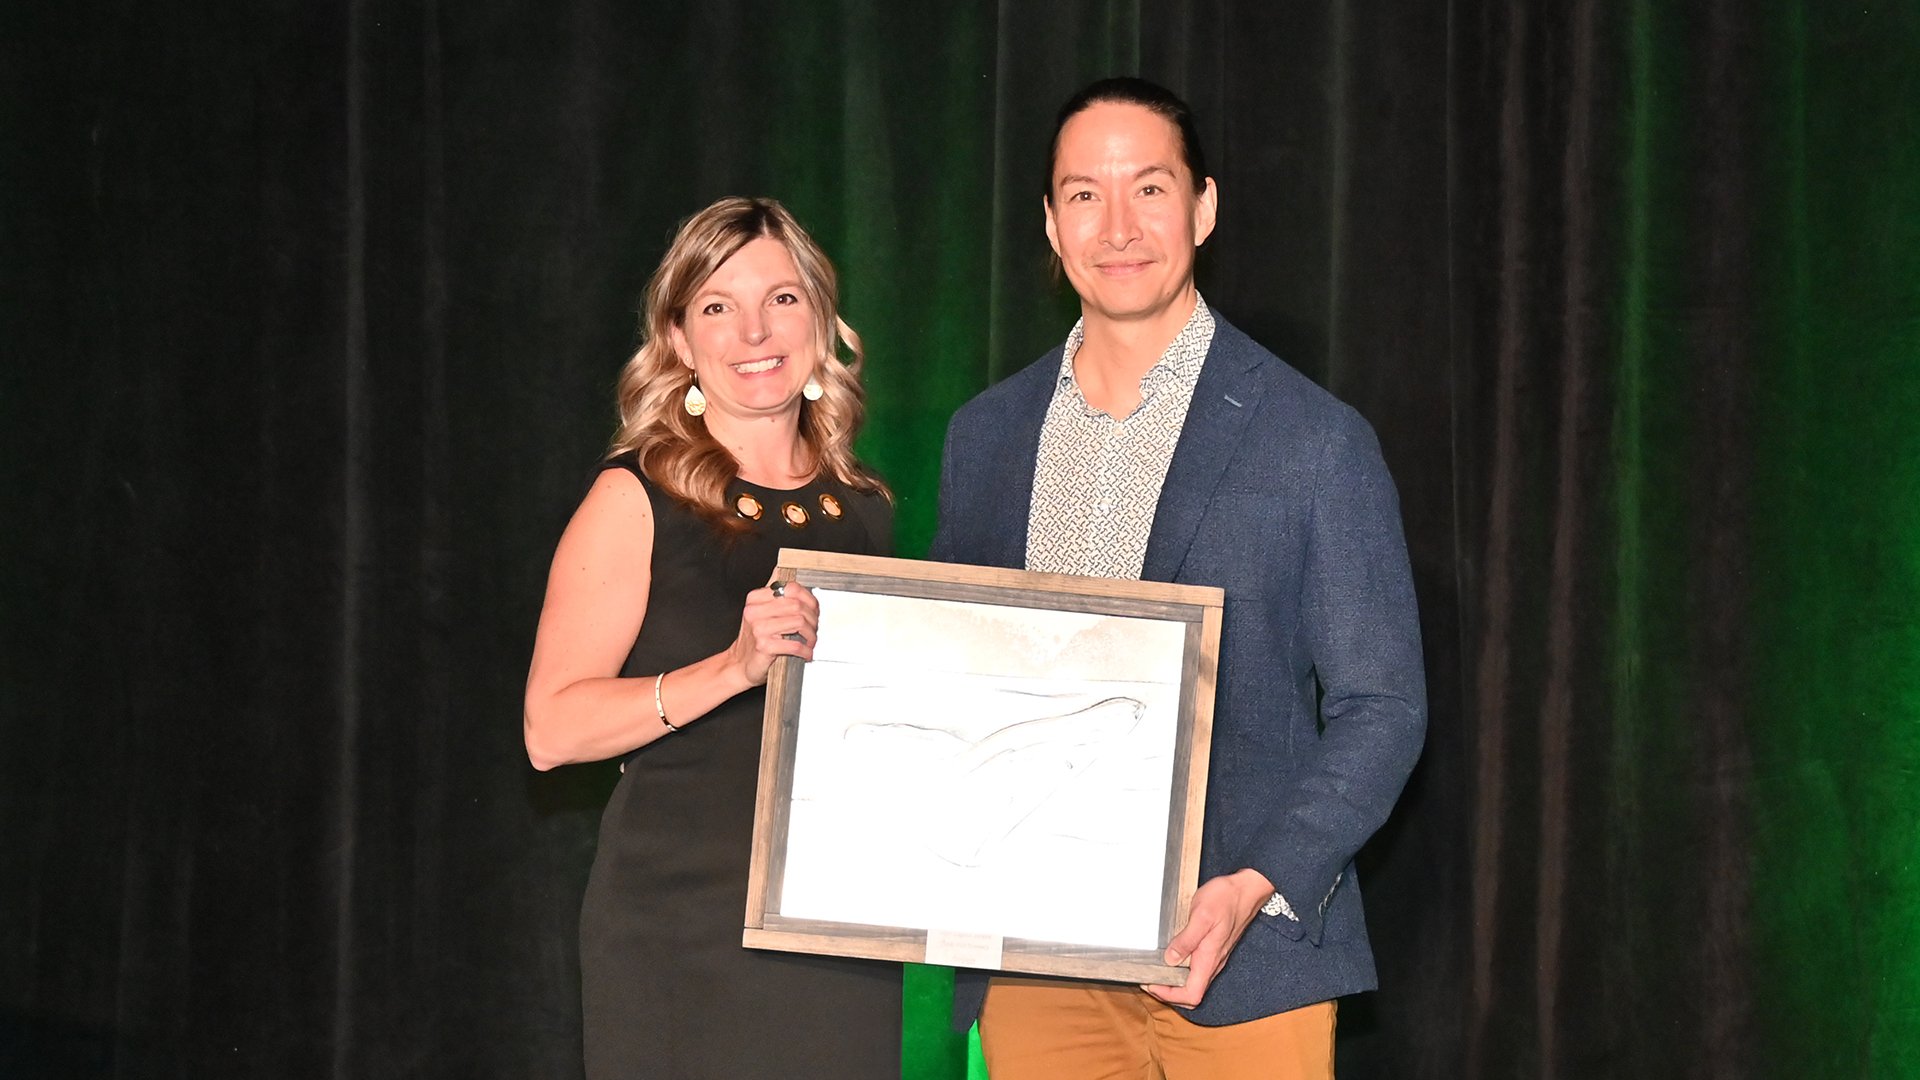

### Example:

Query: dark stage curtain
xmin=4 ymin=2 xmax=1916 ymax=1078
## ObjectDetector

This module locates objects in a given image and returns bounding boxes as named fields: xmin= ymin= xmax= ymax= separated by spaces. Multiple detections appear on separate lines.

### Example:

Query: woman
xmin=524 ymin=197 xmax=900 ymax=1079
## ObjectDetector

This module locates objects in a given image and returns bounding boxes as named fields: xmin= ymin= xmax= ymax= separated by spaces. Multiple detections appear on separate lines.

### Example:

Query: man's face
xmin=1044 ymin=101 xmax=1217 ymax=328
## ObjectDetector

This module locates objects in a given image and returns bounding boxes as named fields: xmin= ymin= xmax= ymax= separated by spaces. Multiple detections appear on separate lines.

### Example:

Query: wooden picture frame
xmin=744 ymin=550 xmax=1222 ymax=985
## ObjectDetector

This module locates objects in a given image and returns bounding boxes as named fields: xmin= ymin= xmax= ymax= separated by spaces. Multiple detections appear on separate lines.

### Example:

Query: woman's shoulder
xmin=597 ymin=452 xmax=691 ymax=513
xmin=597 ymin=449 xmax=649 ymax=488
xmin=583 ymin=453 xmax=699 ymax=537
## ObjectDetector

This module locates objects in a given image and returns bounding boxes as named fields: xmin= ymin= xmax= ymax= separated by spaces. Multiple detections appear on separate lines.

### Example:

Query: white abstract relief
xmin=776 ymin=588 xmax=1186 ymax=950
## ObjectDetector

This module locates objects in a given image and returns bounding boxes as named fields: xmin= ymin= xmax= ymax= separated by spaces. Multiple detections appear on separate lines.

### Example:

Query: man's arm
xmin=1146 ymin=411 xmax=1426 ymax=1006
xmin=1245 ymin=411 xmax=1427 ymax=943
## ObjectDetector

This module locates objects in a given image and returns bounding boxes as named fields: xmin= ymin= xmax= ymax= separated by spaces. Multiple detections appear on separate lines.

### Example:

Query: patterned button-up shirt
xmin=1025 ymin=296 xmax=1215 ymax=579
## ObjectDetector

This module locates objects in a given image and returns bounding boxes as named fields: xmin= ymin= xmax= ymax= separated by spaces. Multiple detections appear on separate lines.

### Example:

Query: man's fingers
xmin=1143 ymin=970 xmax=1207 ymax=1008
xmin=1163 ymin=931 xmax=1196 ymax=966
xmin=1141 ymin=983 xmax=1188 ymax=1007
xmin=1163 ymin=915 xmax=1240 ymax=997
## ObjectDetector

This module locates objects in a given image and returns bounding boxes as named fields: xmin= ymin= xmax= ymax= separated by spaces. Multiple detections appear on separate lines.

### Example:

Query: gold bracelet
xmin=654 ymin=671 xmax=678 ymax=733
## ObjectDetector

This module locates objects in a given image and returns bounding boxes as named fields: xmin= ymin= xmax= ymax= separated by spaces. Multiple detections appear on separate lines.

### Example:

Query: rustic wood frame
xmin=743 ymin=550 xmax=1222 ymax=985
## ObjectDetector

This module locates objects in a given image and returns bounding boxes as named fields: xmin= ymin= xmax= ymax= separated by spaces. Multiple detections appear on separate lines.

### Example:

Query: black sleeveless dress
xmin=578 ymin=456 xmax=901 ymax=1079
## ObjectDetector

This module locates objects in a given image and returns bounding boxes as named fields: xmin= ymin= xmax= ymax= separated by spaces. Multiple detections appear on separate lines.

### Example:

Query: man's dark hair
xmin=1044 ymin=76 xmax=1210 ymax=201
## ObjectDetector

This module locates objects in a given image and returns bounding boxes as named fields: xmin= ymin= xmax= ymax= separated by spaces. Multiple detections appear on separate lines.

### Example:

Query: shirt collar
xmin=1055 ymin=292 xmax=1214 ymax=397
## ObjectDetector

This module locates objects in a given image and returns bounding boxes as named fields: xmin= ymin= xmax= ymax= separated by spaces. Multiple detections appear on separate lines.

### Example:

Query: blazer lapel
xmin=979 ymin=351 xmax=1058 ymax=570
xmin=1141 ymin=318 xmax=1267 ymax=583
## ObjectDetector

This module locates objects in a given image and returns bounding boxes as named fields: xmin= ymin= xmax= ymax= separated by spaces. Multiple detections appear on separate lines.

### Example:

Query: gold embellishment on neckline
xmin=781 ymin=501 xmax=810 ymax=528
xmin=818 ymin=493 xmax=843 ymax=519
xmin=734 ymin=493 xmax=764 ymax=521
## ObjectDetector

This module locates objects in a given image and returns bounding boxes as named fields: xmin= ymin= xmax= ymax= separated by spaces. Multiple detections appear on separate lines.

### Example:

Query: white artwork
xmin=776 ymin=588 xmax=1187 ymax=950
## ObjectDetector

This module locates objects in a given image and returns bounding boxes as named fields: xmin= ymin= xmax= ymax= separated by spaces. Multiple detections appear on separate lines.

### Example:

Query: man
xmin=929 ymin=77 xmax=1426 ymax=1078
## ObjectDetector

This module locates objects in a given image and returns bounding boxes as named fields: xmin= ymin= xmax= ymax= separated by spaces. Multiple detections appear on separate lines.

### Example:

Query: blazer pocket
xmin=1182 ymin=487 xmax=1308 ymax=597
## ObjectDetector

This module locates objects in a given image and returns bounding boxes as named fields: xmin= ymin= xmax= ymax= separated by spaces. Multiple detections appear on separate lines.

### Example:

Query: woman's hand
xmin=727 ymin=580 xmax=819 ymax=686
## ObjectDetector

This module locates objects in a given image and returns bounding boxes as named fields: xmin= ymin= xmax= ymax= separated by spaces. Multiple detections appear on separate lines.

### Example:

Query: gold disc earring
xmin=801 ymin=375 xmax=824 ymax=402
xmin=684 ymin=377 xmax=707 ymax=417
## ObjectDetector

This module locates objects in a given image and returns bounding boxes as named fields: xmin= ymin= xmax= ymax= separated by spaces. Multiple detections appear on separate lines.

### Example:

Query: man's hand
xmin=1142 ymin=868 xmax=1275 ymax=1008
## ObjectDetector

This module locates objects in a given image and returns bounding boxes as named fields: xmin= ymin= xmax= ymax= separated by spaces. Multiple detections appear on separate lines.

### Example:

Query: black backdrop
xmin=7 ymin=1 xmax=1918 ymax=1078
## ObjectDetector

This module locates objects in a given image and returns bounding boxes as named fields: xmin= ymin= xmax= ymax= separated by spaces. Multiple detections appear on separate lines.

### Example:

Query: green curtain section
xmin=1619 ymin=2 xmax=1920 ymax=1074
xmin=1753 ymin=4 xmax=1920 ymax=1077
xmin=769 ymin=2 xmax=998 ymax=560
xmin=1607 ymin=0 xmax=1660 ymax=1024
xmin=1610 ymin=0 xmax=1747 ymax=1051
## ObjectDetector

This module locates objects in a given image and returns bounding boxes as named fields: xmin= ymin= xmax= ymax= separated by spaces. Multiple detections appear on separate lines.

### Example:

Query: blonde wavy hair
xmin=609 ymin=196 xmax=887 ymax=532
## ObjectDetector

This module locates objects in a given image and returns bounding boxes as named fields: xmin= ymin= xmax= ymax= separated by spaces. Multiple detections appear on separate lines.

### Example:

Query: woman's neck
xmin=705 ymin=409 xmax=813 ymax=488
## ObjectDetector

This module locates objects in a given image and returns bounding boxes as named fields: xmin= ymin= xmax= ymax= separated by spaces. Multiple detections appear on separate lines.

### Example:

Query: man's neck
xmin=1072 ymin=288 xmax=1200 ymax=418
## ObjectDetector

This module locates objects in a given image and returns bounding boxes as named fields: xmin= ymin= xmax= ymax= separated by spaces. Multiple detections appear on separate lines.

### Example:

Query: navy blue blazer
xmin=931 ymin=311 xmax=1427 ymax=1028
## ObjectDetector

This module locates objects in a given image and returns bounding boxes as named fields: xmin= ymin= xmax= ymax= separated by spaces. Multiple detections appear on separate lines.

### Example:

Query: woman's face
xmin=669 ymin=236 xmax=819 ymax=422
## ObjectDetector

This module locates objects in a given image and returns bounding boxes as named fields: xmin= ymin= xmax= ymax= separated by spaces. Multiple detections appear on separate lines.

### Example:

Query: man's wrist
xmin=1223 ymin=867 xmax=1296 ymax=921
xmin=1227 ymin=868 xmax=1279 ymax=918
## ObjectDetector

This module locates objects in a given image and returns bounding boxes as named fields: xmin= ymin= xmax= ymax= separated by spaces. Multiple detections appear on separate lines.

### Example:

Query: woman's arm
xmin=522 ymin=468 xmax=818 ymax=771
